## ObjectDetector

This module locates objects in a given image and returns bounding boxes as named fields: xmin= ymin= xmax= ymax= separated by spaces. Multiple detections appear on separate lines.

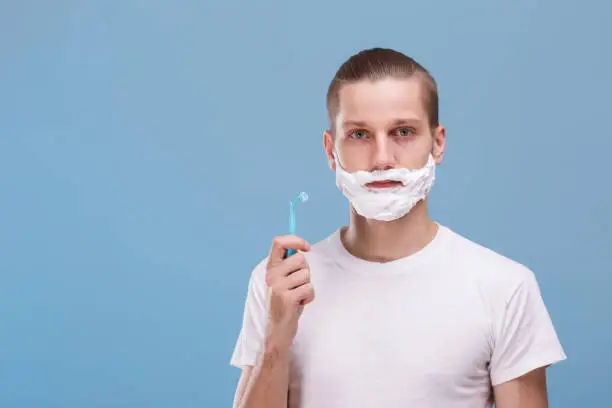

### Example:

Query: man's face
xmin=324 ymin=77 xmax=445 ymax=179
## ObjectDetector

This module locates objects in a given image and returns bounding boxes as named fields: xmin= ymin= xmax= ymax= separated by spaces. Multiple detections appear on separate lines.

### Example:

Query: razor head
xmin=297 ymin=191 xmax=309 ymax=203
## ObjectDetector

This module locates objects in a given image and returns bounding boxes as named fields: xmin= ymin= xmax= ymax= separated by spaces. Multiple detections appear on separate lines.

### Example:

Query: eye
xmin=395 ymin=127 xmax=415 ymax=137
xmin=349 ymin=129 xmax=369 ymax=140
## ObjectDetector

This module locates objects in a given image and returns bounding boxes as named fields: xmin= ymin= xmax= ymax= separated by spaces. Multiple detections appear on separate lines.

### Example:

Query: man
xmin=230 ymin=48 xmax=566 ymax=408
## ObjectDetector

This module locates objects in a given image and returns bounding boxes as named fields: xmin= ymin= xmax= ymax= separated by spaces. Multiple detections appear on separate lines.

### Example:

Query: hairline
xmin=326 ymin=73 xmax=437 ymax=133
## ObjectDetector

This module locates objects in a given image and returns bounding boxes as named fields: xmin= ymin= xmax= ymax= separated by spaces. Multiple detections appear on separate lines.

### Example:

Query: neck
xmin=341 ymin=199 xmax=439 ymax=263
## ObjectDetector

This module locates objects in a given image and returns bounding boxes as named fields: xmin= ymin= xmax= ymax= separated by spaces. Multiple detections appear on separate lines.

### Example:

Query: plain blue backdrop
xmin=1 ymin=1 xmax=610 ymax=407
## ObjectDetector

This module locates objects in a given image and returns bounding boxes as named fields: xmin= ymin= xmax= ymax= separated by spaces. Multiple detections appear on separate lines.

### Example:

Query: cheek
xmin=395 ymin=135 xmax=433 ymax=166
xmin=335 ymin=142 xmax=370 ymax=172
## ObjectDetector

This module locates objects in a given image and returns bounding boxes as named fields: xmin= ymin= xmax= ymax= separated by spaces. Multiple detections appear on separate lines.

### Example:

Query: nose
xmin=372 ymin=134 xmax=394 ymax=171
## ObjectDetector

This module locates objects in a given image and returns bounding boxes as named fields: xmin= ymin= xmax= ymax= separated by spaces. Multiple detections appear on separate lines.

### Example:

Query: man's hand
xmin=264 ymin=235 xmax=315 ymax=353
xmin=234 ymin=235 xmax=315 ymax=408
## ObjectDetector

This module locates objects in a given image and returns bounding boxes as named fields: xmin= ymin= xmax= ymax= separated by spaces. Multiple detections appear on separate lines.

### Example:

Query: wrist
xmin=263 ymin=334 xmax=292 ymax=360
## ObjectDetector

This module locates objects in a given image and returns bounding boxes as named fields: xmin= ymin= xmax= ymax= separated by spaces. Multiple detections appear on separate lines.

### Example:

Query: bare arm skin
xmin=493 ymin=367 xmax=549 ymax=408
xmin=233 ymin=235 xmax=315 ymax=408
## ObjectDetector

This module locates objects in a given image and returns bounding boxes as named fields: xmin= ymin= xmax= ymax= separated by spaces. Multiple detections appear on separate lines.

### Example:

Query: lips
xmin=365 ymin=180 xmax=403 ymax=189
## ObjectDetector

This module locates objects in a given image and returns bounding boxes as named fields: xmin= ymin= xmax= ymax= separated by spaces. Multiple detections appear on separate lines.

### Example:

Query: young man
xmin=230 ymin=48 xmax=566 ymax=408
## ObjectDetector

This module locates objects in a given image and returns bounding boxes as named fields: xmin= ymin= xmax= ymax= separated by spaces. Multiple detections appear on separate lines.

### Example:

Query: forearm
xmin=493 ymin=367 xmax=548 ymax=408
xmin=240 ymin=344 xmax=291 ymax=408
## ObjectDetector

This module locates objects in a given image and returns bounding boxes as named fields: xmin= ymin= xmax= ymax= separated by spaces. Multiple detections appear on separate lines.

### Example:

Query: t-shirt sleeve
xmin=230 ymin=260 xmax=268 ymax=368
xmin=489 ymin=268 xmax=567 ymax=386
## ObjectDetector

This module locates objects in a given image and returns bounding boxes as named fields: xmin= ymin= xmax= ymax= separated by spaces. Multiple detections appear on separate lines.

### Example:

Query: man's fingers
xmin=266 ymin=252 xmax=308 ymax=286
xmin=292 ymin=283 xmax=315 ymax=305
xmin=284 ymin=268 xmax=310 ymax=290
xmin=268 ymin=235 xmax=311 ymax=267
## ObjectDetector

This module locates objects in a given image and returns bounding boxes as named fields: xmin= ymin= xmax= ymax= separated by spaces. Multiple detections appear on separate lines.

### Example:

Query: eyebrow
xmin=342 ymin=120 xmax=368 ymax=128
xmin=390 ymin=118 xmax=421 ymax=126
xmin=342 ymin=118 xmax=422 ymax=128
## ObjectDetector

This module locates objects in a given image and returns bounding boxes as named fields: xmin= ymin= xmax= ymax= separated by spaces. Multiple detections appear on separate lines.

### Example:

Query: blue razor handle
xmin=285 ymin=192 xmax=309 ymax=258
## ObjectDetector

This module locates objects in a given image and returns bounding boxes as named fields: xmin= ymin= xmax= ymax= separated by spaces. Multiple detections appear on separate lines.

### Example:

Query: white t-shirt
xmin=230 ymin=224 xmax=566 ymax=407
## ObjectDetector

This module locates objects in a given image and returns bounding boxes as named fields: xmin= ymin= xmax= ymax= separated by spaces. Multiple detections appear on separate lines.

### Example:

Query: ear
xmin=432 ymin=124 xmax=446 ymax=165
xmin=323 ymin=130 xmax=336 ymax=171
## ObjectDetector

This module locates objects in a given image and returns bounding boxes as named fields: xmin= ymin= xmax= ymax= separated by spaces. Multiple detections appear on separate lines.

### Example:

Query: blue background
xmin=1 ymin=1 xmax=610 ymax=406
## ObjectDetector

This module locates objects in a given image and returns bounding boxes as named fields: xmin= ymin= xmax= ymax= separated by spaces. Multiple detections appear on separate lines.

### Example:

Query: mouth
xmin=365 ymin=180 xmax=404 ymax=189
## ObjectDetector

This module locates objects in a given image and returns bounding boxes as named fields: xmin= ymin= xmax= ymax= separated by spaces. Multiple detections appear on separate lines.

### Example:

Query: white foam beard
xmin=334 ymin=154 xmax=436 ymax=221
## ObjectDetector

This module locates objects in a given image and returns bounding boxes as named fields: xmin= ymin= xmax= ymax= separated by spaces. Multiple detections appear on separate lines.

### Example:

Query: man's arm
xmin=233 ymin=367 xmax=253 ymax=408
xmin=493 ymin=367 xmax=549 ymax=408
xmin=232 ymin=236 xmax=315 ymax=408
xmin=233 ymin=346 xmax=290 ymax=408
xmin=489 ymin=267 xmax=566 ymax=407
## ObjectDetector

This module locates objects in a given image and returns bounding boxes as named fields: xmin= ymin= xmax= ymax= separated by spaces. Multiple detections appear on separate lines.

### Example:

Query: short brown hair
xmin=326 ymin=47 xmax=439 ymax=129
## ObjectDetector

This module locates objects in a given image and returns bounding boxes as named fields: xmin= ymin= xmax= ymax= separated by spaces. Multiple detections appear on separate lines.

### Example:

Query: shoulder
xmin=303 ymin=229 xmax=341 ymax=266
xmin=441 ymin=226 xmax=539 ymax=298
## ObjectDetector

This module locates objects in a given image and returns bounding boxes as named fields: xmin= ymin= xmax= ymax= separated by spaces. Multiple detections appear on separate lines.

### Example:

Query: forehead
xmin=336 ymin=77 xmax=427 ymax=126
